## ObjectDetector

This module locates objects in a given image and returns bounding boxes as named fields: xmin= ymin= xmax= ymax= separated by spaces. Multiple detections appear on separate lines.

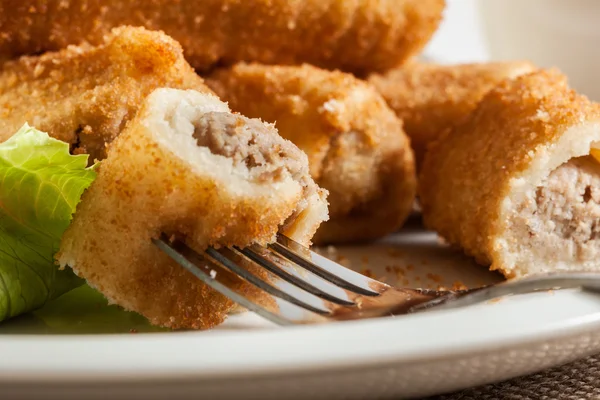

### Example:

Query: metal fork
xmin=153 ymin=234 xmax=600 ymax=326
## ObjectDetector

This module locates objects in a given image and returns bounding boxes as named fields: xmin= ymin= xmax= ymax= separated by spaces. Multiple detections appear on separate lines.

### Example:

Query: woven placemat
xmin=428 ymin=354 xmax=600 ymax=399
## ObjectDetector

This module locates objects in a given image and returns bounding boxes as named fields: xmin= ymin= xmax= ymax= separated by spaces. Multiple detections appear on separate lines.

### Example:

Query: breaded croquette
xmin=207 ymin=63 xmax=416 ymax=244
xmin=368 ymin=61 xmax=537 ymax=166
xmin=58 ymin=88 xmax=329 ymax=329
xmin=0 ymin=26 xmax=206 ymax=161
xmin=0 ymin=0 xmax=445 ymax=75
xmin=419 ymin=69 xmax=600 ymax=278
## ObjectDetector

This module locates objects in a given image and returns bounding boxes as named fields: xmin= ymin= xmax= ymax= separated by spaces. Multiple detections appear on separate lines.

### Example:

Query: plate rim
xmin=1 ymin=289 xmax=600 ymax=384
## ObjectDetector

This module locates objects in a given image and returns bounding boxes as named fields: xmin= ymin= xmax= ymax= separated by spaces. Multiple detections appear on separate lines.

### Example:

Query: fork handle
xmin=417 ymin=272 xmax=600 ymax=312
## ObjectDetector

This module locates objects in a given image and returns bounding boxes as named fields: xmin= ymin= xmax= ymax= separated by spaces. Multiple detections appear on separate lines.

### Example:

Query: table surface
xmin=427 ymin=354 xmax=600 ymax=399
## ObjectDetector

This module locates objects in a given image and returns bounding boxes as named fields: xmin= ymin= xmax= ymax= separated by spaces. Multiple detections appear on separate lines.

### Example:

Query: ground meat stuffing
xmin=192 ymin=112 xmax=319 ymax=224
xmin=193 ymin=111 xmax=305 ymax=183
xmin=517 ymin=156 xmax=600 ymax=263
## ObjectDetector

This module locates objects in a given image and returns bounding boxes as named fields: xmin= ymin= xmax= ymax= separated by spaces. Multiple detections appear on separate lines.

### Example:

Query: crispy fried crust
xmin=368 ymin=61 xmax=537 ymax=166
xmin=58 ymin=89 xmax=327 ymax=329
xmin=0 ymin=26 xmax=207 ymax=161
xmin=0 ymin=0 xmax=445 ymax=75
xmin=419 ymin=70 xmax=600 ymax=277
xmin=207 ymin=63 xmax=416 ymax=244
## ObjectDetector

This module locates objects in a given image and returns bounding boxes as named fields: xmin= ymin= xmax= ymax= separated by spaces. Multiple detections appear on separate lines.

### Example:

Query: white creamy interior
xmin=142 ymin=89 xmax=301 ymax=199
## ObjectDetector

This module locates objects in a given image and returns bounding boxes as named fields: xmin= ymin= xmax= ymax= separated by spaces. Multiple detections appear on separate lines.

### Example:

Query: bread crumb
xmin=386 ymin=248 xmax=404 ymax=258
xmin=361 ymin=268 xmax=374 ymax=278
xmin=320 ymin=99 xmax=343 ymax=114
xmin=210 ymin=269 xmax=217 ymax=279
xmin=326 ymin=245 xmax=338 ymax=256
xmin=336 ymin=255 xmax=351 ymax=267
xmin=536 ymin=108 xmax=550 ymax=122
xmin=452 ymin=281 xmax=468 ymax=290
xmin=355 ymin=297 xmax=365 ymax=309
xmin=392 ymin=265 xmax=406 ymax=277
xmin=427 ymin=273 xmax=443 ymax=283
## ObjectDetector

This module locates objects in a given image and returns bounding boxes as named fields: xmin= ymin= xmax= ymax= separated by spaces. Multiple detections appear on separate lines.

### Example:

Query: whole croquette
xmin=0 ymin=0 xmax=445 ymax=75
xmin=419 ymin=69 xmax=600 ymax=278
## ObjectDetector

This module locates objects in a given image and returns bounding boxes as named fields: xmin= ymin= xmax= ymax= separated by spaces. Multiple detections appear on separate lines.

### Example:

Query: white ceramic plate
xmin=2 ymin=222 xmax=600 ymax=399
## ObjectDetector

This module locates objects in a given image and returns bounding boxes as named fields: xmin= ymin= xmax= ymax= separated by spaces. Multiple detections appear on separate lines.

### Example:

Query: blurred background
xmin=424 ymin=0 xmax=600 ymax=100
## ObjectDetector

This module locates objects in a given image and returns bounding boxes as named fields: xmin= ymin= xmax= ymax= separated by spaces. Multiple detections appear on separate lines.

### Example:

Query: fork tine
xmin=236 ymin=246 xmax=356 ymax=306
xmin=152 ymin=237 xmax=294 ymax=326
xmin=271 ymin=235 xmax=381 ymax=297
xmin=205 ymin=247 xmax=332 ymax=316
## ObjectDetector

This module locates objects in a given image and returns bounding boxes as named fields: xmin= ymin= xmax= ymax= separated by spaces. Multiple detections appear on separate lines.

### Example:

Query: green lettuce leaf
xmin=0 ymin=124 xmax=96 ymax=322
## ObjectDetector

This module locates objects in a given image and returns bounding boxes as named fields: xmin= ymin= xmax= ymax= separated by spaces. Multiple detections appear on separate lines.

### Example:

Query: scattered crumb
xmin=326 ymin=245 xmax=338 ymax=256
xmin=386 ymin=248 xmax=404 ymax=258
xmin=355 ymin=297 xmax=365 ymax=309
xmin=452 ymin=281 xmax=469 ymax=290
xmin=489 ymin=297 xmax=503 ymax=304
xmin=392 ymin=265 xmax=405 ymax=277
xmin=426 ymin=273 xmax=443 ymax=283
xmin=336 ymin=255 xmax=351 ymax=267
xmin=210 ymin=270 xmax=217 ymax=279
xmin=361 ymin=268 xmax=374 ymax=278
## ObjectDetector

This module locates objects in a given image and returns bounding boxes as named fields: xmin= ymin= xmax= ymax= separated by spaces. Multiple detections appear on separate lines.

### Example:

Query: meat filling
xmin=192 ymin=112 xmax=318 ymax=225
xmin=516 ymin=156 xmax=600 ymax=264
xmin=193 ymin=112 xmax=304 ymax=182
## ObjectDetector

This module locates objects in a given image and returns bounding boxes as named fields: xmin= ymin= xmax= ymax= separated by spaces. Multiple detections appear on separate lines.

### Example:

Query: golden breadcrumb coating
xmin=0 ymin=26 xmax=207 ymax=161
xmin=419 ymin=69 xmax=600 ymax=278
xmin=58 ymin=89 xmax=328 ymax=329
xmin=0 ymin=0 xmax=445 ymax=75
xmin=207 ymin=63 xmax=416 ymax=244
xmin=368 ymin=61 xmax=537 ymax=166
